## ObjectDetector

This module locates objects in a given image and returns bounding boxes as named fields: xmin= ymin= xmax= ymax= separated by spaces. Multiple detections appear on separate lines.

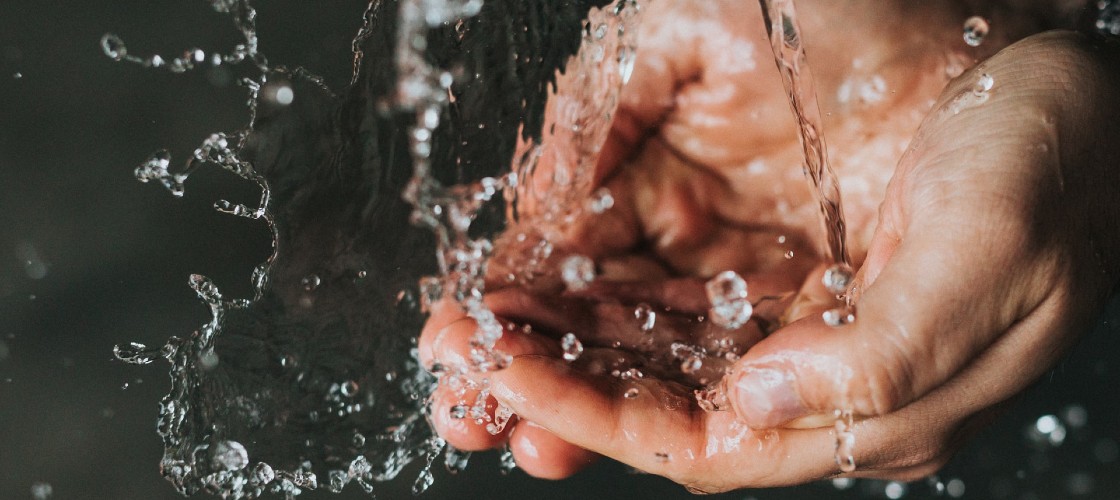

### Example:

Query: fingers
xmin=509 ymin=421 xmax=600 ymax=479
xmin=486 ymin=354 xmax=848 ymax=490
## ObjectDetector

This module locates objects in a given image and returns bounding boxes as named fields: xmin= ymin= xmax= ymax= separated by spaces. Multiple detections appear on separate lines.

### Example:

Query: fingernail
xmin=731 ymin=367 xmax=807 ymax=429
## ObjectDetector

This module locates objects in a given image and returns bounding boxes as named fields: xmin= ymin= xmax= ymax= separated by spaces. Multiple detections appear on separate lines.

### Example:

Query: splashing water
xmin=109 ymin=0 xmax=645 ymax=496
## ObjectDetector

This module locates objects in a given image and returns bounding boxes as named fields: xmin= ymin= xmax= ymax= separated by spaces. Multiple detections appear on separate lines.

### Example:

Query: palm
xmin=418 ymin=0 xmax=1112 ymax=490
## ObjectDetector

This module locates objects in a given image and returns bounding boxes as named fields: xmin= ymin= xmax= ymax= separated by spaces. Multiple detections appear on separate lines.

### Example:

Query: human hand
xmin=419 ymin=0 xmax=1120 ymax=492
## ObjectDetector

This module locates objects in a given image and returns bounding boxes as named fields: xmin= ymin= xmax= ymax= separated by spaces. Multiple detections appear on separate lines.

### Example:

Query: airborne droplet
xmin=634 ymin=303 xmax=656 ymax=333
xmin=962 ymin=16 xmax=989 ymax=47
xmin=100 ymin=33 xmax=127 ymax=60
xmin=212 ymin=440 xmax=249 ymax=471
xmin=706 ymin=271 xmax=753 ymax=329
xmin=560 ymin=254 xmax=596 ymax=292
xmin=560 ymin=333 xmax=584 ymax=362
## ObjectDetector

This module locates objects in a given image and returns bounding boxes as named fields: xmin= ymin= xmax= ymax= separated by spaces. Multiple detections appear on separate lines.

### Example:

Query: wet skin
xmin=418 ymin=0 xmax=1120 ymax=491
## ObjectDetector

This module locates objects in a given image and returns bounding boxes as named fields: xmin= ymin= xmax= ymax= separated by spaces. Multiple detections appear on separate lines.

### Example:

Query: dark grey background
xmin=1 ymin=1 xmax=1117 ymax=498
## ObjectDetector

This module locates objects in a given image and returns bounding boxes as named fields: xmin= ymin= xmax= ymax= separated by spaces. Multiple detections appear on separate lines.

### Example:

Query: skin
xmin=418 ymin=0 xmax=1120 ymax=492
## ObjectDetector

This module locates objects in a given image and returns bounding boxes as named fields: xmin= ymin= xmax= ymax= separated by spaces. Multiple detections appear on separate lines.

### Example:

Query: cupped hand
xmin=418 ymin=0 xmax=1120 ymax=492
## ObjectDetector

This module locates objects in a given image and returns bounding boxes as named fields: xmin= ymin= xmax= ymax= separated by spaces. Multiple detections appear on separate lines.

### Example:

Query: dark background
xmin=0 ymin=1 xmax=1117 ymax=499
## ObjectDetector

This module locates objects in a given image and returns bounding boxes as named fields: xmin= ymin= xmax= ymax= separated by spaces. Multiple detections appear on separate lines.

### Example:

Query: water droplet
xmin=823 ymin=307 xmax=856 ymax=327
xmin=13 ymin=72 xmax=22 ymax=79
xmin=100 ymin=33 xmax=127 ymax=61
xmin=340 ymin=380 xmax=359 ymax=397
xmin=0 ymin=340 xmax=10 ymax=362
xmin=351 ymin=432 xmax=366 ymax=448
xmin=498 ymin=445 xmax=517 ymax=475
xmin=449 ymin=404 xmax=468 ymax=420
xmin=486 ymin=404 xmax=513 ymax=435
xmin=211 ymin=440 xmax=249 ymax=471
xmin=680 ymin=355 xmax=702 ymax=375
xmin=694 ymin=385 xmax=729 ymax=412
xmin=946 ymin=478 xmax=966 ymax=497
xmin=444 ymin=446 xmax=471 ymax=474
xmin=634 ymin=303 xmax=656 ymax=333
xmin=327 ymin=469 xmax=349 ymax=493
xmin=784 ymin=250 xmax=794 ymax=259
xmin=587 ymin=187 xmax=615 ymax=213
xmin=1062 ymin=404 xmax=1088 ymax=428
xmin=113 ymin=342 xmax=165 ymax=365
xmin=594 ymin=23 xmax=608 ymax=40
xmin=1027 ymin=414 xmax=1067 ymax=447
xmin=884 ymin=481 xmax=907 ymax=499
xmin=251 ymin=463 xmax=275 ymax=485
xmin=275 ymin=85 xmax=294 ymax=105
xmin=560 ymin=333 xmax=583 ymax=362
xmin=973 ymin=73 xmax=994 ymax=94
xmin=30 ymin=482 xmax=52 ymax=500
xmin=821 ymin=264 xmax=853 ymax=295
xmin=706 ymin=271 xmax=753 ymax=329
xmin=623 ymin=387 xmax=640 ymax=399
xmin=963 ymin=16 xmax=990 ymax=47
xmin=831 ymin=477 xmax=855 ymax=490
xmin=834 ymin=410 xmax=856 ymax=472
xmin=301 ymin=274 xmax=321 ymax=292
xmin=560 ymin=254 xmax=596 ymax=291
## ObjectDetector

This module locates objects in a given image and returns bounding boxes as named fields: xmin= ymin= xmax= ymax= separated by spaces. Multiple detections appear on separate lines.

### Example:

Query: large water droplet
xmin=706 ymin=271 xmax=753 ymax=329
xmin=211 ymin=440 xmax=249 ymax=471
xmin=560 ymin=254 xmax=595 ymax=291
xmin=100 ymin=33 xmax=127 ymax=61
xmin=821 ymin=264 xmax=853 ymax=295
xmin=634 ymin=303 xmax=656 ymax=333
xmin=963 ymin=16 xmax=989 ymax=47
xmin=560 ymin=333 xmax=583 ymax=362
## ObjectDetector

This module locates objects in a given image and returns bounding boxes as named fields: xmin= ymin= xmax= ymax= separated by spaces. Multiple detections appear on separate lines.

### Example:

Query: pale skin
xmin=418 ymin=0 xmax=1120 ymax=492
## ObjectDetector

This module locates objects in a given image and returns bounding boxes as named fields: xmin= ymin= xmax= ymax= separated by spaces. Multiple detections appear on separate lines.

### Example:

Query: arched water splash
xmin=108 ymin=0 xmax=643 ymax=496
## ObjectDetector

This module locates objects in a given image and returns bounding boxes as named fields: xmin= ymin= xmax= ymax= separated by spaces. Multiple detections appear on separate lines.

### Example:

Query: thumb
xmin=725 ymin=162 xmax=1058 ymax=430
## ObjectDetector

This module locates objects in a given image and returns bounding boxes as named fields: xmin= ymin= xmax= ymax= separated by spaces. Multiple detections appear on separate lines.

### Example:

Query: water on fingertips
xmin=108 ymin=0 xmax=643 ymax=496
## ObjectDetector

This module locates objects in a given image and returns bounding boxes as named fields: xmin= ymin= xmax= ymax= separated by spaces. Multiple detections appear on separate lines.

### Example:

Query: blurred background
xmin=0 ymin=1 xmax=1117 ymax=498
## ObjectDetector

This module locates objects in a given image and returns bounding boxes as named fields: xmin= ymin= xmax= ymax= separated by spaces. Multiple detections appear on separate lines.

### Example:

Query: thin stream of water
xmin=757 ymin=0 xmax=857 ymax=471
xmin=757 ymin=0 xmax=850 ymax=269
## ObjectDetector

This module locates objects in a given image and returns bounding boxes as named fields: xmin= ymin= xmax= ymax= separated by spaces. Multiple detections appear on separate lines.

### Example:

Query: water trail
xmin=757 ymin=0 xmax=850 ymax=269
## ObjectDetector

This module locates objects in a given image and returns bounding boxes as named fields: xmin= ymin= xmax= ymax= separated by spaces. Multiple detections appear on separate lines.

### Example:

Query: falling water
xmin=757 ymin=0 xmax=850 ymax=269
xmin=757 ymin=0 xmax=858 ymax=472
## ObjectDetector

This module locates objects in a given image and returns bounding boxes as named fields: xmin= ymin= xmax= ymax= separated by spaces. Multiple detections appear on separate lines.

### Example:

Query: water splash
xmin=110 ymin=0 xmax=647 ymax=496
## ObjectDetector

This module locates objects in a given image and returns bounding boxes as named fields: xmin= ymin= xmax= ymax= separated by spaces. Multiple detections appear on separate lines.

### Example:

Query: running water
xmin=107 ymin=0 xmax=642 ymax=497
xmin=757 ymin=0 xmax=851 ymax=270
xmin=757 ymin=0 xmax=858 ymax=472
